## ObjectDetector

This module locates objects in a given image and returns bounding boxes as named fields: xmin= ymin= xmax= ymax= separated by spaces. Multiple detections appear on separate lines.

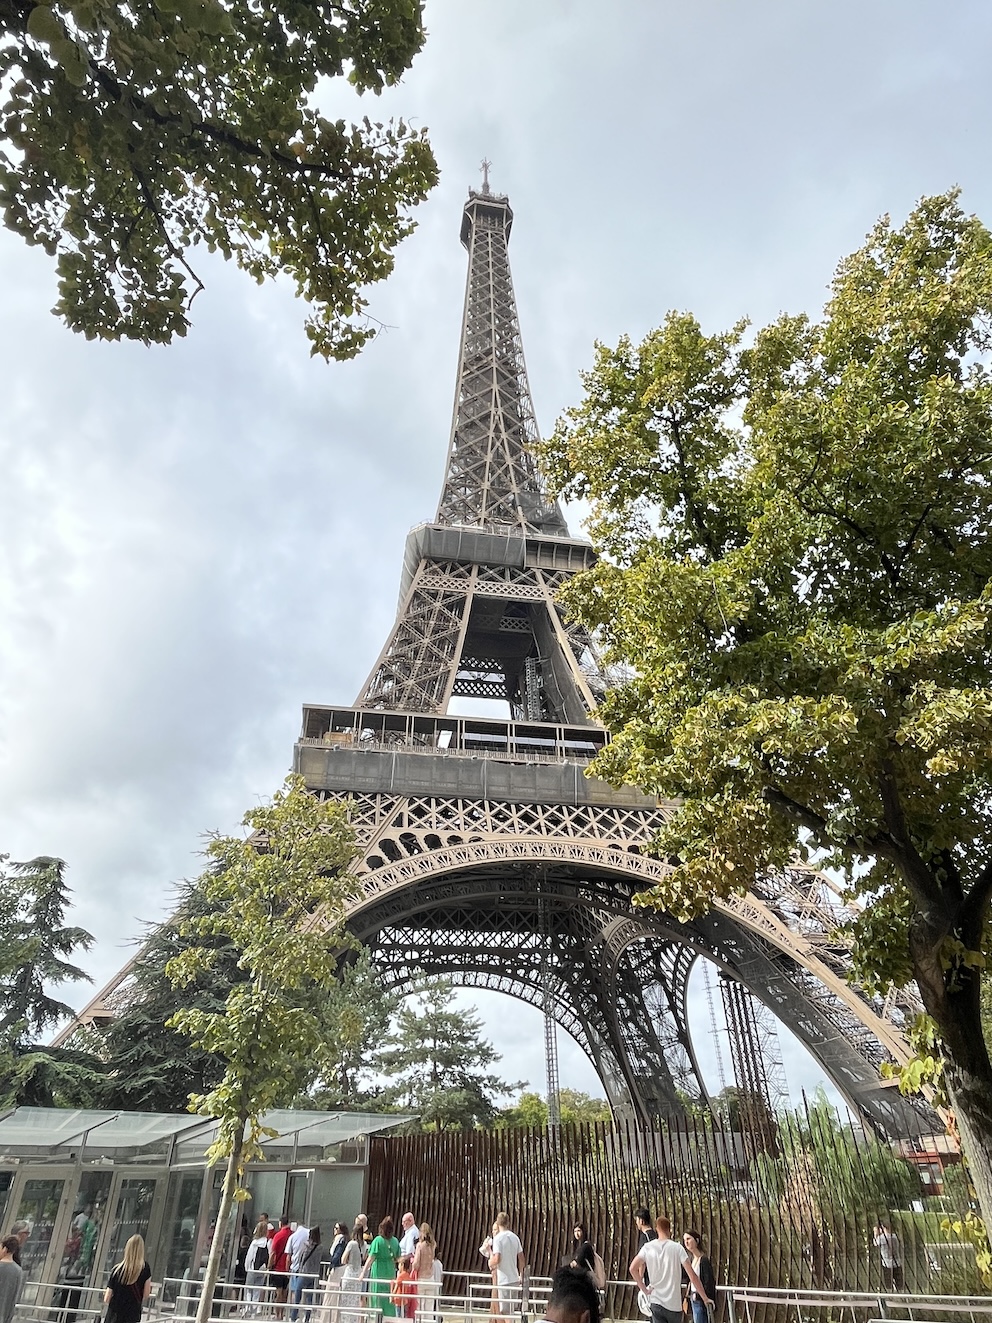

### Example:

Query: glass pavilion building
xmin=0 ymin=1108 xmax=412 ymax=1306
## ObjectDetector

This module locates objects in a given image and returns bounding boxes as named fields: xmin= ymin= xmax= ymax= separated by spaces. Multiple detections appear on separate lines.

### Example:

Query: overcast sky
xmin=2 ymin=0 xmax=990 ymax=1111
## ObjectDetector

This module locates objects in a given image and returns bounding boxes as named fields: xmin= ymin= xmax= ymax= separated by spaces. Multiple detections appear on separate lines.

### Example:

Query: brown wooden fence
xmin=366 ymin=1113 xmax=987 ymax=1308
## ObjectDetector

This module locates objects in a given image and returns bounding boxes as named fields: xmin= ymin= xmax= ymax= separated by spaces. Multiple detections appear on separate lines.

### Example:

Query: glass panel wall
xmin=160 ymin=1171 xmax=204 ymax=1289
xmin=13 ymin=1177 xmax=67 ymax=1301
xmin=100 ymin=1178 xmax=157 ymax=1281
xmin=0 ymin=1172 xmax=13 ymax=1236
xmin=56 ymin=1170 xmax=113 ymax=1287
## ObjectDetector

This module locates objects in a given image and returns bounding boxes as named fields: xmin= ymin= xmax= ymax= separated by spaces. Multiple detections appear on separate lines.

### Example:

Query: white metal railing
xmin=298 ymin=737 xmax=596 ymax=767
xmin=722 ymin=1285 xmax=992 ymax=1323
xmin=19 ymin=1275 xmax=992 ymax=1323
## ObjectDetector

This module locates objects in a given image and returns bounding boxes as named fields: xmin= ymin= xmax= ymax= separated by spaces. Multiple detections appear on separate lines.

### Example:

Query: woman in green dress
xmin=362 ymin=1217 xmax=400 ymax=1317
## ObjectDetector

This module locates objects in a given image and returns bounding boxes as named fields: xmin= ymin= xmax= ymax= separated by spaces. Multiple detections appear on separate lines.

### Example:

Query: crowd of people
xmin=236 ymin=1210 xmax=442 ymax=1323
xmin=0 ymin=1199 xmax=916 ymax=1323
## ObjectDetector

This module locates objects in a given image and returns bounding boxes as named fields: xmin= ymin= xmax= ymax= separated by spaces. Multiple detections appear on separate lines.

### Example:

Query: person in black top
xmin=682 ymin=1232 xmax=716 ymax=1323
xmin=633 ymin=1211 xmax=657 ymax=1248
xmin=544 ymin=1267 xmax=601 ymax=1323
xmin=103 ymin=1235 xmax=151 ymax=1323
xmin=567 ymin=1224 xmax=595 ymax=1275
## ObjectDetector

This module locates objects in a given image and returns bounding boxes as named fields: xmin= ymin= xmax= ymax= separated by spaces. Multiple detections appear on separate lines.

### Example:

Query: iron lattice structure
xmin=65 ymin=181 xmax=931 ymax=1135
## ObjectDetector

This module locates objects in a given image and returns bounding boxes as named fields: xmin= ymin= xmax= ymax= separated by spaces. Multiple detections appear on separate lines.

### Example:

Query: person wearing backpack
xmin=242 ymin=1222 xmax=273 ymax=1317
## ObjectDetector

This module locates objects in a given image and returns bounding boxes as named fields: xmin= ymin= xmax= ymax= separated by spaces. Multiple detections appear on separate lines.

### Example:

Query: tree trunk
xmin=918 ymin=959 xmax=992 ymax=1238
xmin=196 ymin=1128 xmax=245 ymax=1323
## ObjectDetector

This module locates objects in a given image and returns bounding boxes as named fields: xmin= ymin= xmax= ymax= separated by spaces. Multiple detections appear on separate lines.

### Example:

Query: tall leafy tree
xmin=303 ymin=948 xmax=392 ymax=1108
xmin=0 ymin=855 xmax=101 ymax=1106
xmin=165 ymin=774 xmax=357 ymax=1323
xmin=97 ymin=877 xmax=244 ymax=1111
xmin=0 ymin=0 xmax=438 ymax=357
xmin=539 ymin=192 xmax=992 ymax=1229
xmin=375 ymin=979 xmax=524 ymax=1130
xmin=495 ymin=1088 xmax=611 ymax=1128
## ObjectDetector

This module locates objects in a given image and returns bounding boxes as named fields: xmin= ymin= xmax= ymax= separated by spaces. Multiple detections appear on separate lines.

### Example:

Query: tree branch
xmin=959 ymin=856 xmax=992 ymax=946
xmin=877 ymin=757 xmax=948 ymax=911
xmin=794 ymin=491 xmax=900 ymax=588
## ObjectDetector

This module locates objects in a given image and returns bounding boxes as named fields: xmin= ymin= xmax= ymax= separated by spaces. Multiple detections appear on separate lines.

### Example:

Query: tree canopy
xmin=0 ymin=0 xmax=438 ymax=356
xmin=0 ymin=854 xmax=101 ymax=1106
xmin=375 ymin=979 xmax=524 ymax=1130
xmin=496 ymin=1088 xmax=611 ymax=1128
xmin=539 ymin=191 xmax=992 ymax=1228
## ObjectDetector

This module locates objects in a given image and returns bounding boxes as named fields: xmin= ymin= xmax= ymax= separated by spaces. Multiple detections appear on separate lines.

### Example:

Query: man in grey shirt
xmin=0 ymin=1236 xmax=24 ymax=1323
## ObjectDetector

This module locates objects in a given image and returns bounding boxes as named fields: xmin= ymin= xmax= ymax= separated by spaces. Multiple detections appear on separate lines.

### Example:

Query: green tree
xmin=539 ymin=191 xmax=992 ymax=1228
xmin=0 ymin=0 xmax=438 ymax=357
xmin=495 ymin=1090 xmax=549 ymax=1128
xmin=559 ymin=1089 xmax=611 ymax=1124
xmin=0 ymin=855 xmax=102 ymax=1106
xmin=165 ymin=775 xmax=356 ymax=1323
xmin=495 ymin=1088 xmax=611 ymax=1128
xmin=303 ymin=947 xmax=392 ymax=1108
xmin=97 ymin=877 xmax=245 ymax=1111
xmin=375 ymin=980 xmax=524 ymax=1130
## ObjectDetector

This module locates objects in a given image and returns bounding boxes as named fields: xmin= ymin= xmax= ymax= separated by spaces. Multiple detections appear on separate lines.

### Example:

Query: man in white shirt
xmin=287 ymin=1223 xmax=310 ymax=1266
xmin=488 ymin=1211 xmax=525 ymax=1320
xmin=873 ymin=1222 xmax=904 ymax=1291
xmin=629 ymin=1215 xmax=710 ymax=1323
xmin=399 ymin=1213 xmax=420 ymax=1258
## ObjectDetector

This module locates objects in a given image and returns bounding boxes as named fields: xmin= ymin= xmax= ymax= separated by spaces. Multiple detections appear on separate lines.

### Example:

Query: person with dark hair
xmin=630 ymin=1216 xmax=711 ymax=1323
xmin=362 ymin=1217 xmax=399 ymax=1317
xmin=5 ymin=1225 xmax=29 ymax=1268
xmin=334 ymin=1225 xmax=365 ymax=1323
xmin=269 ymin=1216 xmax=293 ymax=1320
xmin=0 ymin=1237 xmax=24 ymax=1323
xmin=633 ymin=1212 xmax=656 ymax=1248
xmin=568 ymin=1223 xmax=595 ymax=1275
xmin=544 ymin=1267 xmax=601 ymax=1323
xmin=290 ymin=1226 xmax=323 ymax=1323
xmin=681 ymin=1233 xmax=716 ymax=1323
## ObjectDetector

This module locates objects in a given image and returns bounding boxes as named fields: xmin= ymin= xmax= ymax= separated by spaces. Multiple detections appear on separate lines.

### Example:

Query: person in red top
xmin=268 ymin=1217 xmax=293 ymax=1319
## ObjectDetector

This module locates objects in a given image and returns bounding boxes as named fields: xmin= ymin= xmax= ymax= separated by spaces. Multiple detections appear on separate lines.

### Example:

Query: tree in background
xmin=303 ymin=948 xmax=392 ymax=1108
xmin=496 ymin=1088 xmax=611 ymax=1128
xmin=165 ymin=775 xmax=356 ymax=1323
xmin=540 ymin=192 xmax=992 ymax=1229
xmin=97 ymin=876 xmax=244 ymax=1111
xmin=0 ymin=855 xmax=102 ymax=1106
xmin=91 ymin=892 xmax=392 ymax=1112
xmin=1 ymin=0 xmax=438 ymax=357
xmin=375 ymin=979 xmax=524 ymax=1130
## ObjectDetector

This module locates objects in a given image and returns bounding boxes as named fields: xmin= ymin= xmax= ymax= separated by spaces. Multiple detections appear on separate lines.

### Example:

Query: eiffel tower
xmin=69 ymin=175 xmax=928 ymax=1132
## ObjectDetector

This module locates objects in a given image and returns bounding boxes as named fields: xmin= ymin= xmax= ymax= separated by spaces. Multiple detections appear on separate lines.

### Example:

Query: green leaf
xmin=26 ymin=5 xmax=64 ymax=44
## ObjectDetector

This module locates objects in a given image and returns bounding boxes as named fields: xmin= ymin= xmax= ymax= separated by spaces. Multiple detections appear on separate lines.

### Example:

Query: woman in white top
xmin=319 ymin=1224 xmax=349 ymax=1323
xmin=333 ymin=1226 xmax=364 ymax=1323
xmin=242 ymin=1221 xmax=271 ymax=1316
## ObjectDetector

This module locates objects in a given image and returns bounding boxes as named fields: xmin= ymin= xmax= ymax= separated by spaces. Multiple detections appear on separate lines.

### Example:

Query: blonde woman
xmin=411 ymin=1225 xmax=438 ymax=1323
xmin=103 ymin=1235 xmax=152 ymax=1323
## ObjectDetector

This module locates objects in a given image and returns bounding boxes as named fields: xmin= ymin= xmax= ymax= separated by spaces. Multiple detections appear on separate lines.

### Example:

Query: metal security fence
xmin=366 ymin=1111 xmax=988 ymax=1305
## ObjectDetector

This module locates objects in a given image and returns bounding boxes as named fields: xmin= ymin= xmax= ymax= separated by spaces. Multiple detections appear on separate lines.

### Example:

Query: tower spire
xmin=435 ymin=184 xmax=569 ymax=537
